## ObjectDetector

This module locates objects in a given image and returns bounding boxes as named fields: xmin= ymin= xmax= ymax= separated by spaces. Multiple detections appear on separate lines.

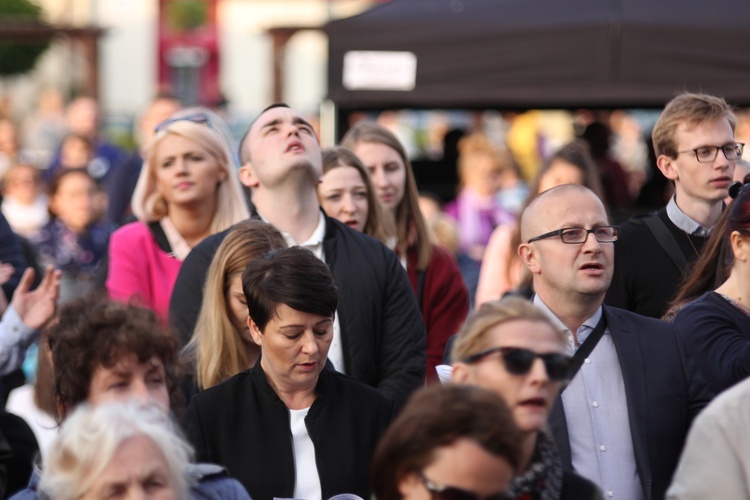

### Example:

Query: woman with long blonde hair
xmin=183 ymin=220 xmax=287 ymax=390
xmin=106 ymin=111 xmax=249 ymax=320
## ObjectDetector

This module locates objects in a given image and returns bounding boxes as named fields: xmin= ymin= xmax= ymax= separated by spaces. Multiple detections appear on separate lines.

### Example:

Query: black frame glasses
xmin=419 ymin=472 xmax=507 ymax=500
xmin=154 ymin=112 xmax=214 ymax=134
xmin=676 ymin=142 xmax=744 ymax=163
xmin=461 ymin=346 xmax=572 ymax=382
xmin=527 ymin=225 xmax=618 ymax=244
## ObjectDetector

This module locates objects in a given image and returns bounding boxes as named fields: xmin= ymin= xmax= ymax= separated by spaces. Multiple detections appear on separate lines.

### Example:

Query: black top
xmin=183 ymin=366 xmax=394 ymax=500
xmin=605 ymin=207 xmax=707 ymax=318
xmin=169 ymin=208 xmax=426 ymax=408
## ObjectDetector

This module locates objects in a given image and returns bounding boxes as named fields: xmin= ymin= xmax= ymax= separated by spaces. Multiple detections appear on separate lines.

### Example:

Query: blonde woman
xmin=106 ymin=112 xmax=249 ymax=320
xmin=452 ymin=297 xmax=601 ymax=499
xmin=183 ymin=220 xmax=287 ymax=390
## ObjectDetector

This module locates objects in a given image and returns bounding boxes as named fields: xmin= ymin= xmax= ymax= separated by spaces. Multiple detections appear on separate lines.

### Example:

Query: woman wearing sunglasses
xmin=451 ymin=297 xmax=602 ymax=500
xmin=106 ymin=111 xmax=249 ymax=321
xmin=370 ymin=383 xmax=522 ymax=500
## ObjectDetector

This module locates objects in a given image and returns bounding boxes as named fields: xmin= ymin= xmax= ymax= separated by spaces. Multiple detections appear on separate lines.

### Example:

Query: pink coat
xmin=106 ymin=221 xmax=183 ymax=322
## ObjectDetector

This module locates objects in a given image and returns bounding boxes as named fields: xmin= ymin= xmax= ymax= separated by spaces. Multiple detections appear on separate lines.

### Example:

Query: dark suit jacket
xmin=548 ymin=305 xmax=712 ymax=500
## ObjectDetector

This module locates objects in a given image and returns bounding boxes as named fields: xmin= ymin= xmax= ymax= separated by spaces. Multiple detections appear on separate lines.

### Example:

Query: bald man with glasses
xmin=518 ymin=184 xmax=711 ymax=500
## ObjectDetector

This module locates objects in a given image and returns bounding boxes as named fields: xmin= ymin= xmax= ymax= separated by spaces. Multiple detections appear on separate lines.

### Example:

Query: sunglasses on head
xmin=461 ymin=346 xmax=571 ymax=382
xmin=154 ymin=112 xmax=213 ymax=134
xmin=419 ymin=473 xmax=507 ymax=500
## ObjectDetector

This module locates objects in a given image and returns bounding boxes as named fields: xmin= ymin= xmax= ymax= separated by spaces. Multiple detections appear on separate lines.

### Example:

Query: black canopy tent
xmin=326 ymin=0 xmax=750 ymax=114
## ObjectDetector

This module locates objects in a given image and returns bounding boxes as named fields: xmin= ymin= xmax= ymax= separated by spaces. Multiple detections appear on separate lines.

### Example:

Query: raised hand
xmin=11 ymin=266 xmax=62 ymax=330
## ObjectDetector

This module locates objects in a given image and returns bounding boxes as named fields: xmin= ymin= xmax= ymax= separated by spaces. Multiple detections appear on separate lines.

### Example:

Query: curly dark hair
xmin=48 ymin=298 xmax=182 ymax=421
xmin=370 ymin=383 xmax=522 ymax=500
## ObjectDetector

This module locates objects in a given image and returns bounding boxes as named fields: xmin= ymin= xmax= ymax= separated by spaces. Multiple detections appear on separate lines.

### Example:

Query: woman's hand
xmin=11 ymin=266 xmax=62 ymax=330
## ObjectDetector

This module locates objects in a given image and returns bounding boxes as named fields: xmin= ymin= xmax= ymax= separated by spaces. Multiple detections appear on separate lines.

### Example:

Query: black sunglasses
xmin=154 ymin=112 xmax=214 ymax=134
xmin=461 ymin=346 xmax=571 ymax=382
xmin=419 ymin=473 xmax=507 ymax=500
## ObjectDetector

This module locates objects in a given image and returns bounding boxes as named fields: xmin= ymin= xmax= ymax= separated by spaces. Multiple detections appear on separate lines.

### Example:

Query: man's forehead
xmin=525 ymin=188 xmax=606 ymax=229
xmin=675 ymin=117 xmax=734 ymax=139
xmin=251 ymin=106 xmax=306 ymax=133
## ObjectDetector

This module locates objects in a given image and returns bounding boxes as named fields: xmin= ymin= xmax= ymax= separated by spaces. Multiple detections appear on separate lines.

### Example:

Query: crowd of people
xmin=0 ymin=90 xmax=747 ymax=499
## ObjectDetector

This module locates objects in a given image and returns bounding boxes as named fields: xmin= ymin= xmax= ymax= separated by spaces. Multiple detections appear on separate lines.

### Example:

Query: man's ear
xmin=239 ymin=164 xmax=260 ymax=188
xmin=248 ymin=318 xmax=263 ymax=345
xmin=656 ymin=154 xmax=679 ymax=182
xmin=519 ymin=243 xmax=541 ymax=275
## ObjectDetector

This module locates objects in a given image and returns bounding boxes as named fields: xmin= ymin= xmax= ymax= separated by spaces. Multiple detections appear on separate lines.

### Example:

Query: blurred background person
xmin=476 ymin=142 xmax=604 ymax=305
xmin=182 ymin=220 xmax=287 ymax=391
xmin=29 ymin=169 xmax=112 ymax=303
xmin=44 ymin=96 xmax=125 ymax=186
xmin=1 ymin=163 xmax=49 ymax=238
xmin=580 ymin=121 xmax=632 ymax=212
xmin=318 ymin=146 xmax=394 ymax=246
xmin=442 ymin=132 xmax=515 ymax=301
xmin=20 ymin=88 xmax=67 ymax=171
xmin=57 ymin=134 xmax=93 ymax=171
xmin=106 ymin=112 xmax=248 ymax=321
xmin=370 ymin=383 xmax=521 ymax=500
xmin=451 ymin=298 xmax=601 ymax=499
xmin=342 ymin=122 xmax=469 ymax=382
xmin=0 ymin=118 xmax=22 ymax=180
xmin=417 ymin=191 xmax=460 ymax=257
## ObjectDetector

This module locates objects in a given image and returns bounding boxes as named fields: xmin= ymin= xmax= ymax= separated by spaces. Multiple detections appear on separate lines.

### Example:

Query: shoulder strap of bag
xmin=564 ymin=313 xmax=608 ymax=386
xmin=642 ymin=213 xmax=688 ymax=271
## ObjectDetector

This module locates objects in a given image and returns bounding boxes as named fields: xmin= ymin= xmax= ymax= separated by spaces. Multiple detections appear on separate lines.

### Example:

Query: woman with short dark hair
xmin=183 ymin=246 xmax=395 ymax=500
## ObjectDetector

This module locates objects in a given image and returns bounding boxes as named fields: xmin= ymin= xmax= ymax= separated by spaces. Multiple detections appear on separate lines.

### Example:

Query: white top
xmin=6 ymin=383 xmax=57 ymax=460
xmin=290 ymin=407 xmax=321 ymax=500
xmin=667 ymin=377 xmax=750 ymax=499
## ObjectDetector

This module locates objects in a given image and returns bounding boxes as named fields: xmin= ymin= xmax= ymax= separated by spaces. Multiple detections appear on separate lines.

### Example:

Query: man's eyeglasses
xmin=527 ymin=226 xmax=618 ymax=244
xmin=676 ymin=142 xmax=744 ymax=163
xmin=154 ymin=112 xmax=213 ymax=134
xmin=419 ymin=472 xmax=507 ymax=500
xmin=461 ymin=346 xmax=572 ymax=382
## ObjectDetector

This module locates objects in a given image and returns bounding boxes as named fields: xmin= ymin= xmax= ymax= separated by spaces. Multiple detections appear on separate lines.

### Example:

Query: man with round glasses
xmin=606 ymin=92 xmax=739 ymax=318
xmin=518 ymin=184 xmax=711 ymax=500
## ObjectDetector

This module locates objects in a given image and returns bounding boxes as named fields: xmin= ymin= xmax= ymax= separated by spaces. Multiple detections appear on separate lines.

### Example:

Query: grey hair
xmin=39 ymin=403 xmax=193 ymax=499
